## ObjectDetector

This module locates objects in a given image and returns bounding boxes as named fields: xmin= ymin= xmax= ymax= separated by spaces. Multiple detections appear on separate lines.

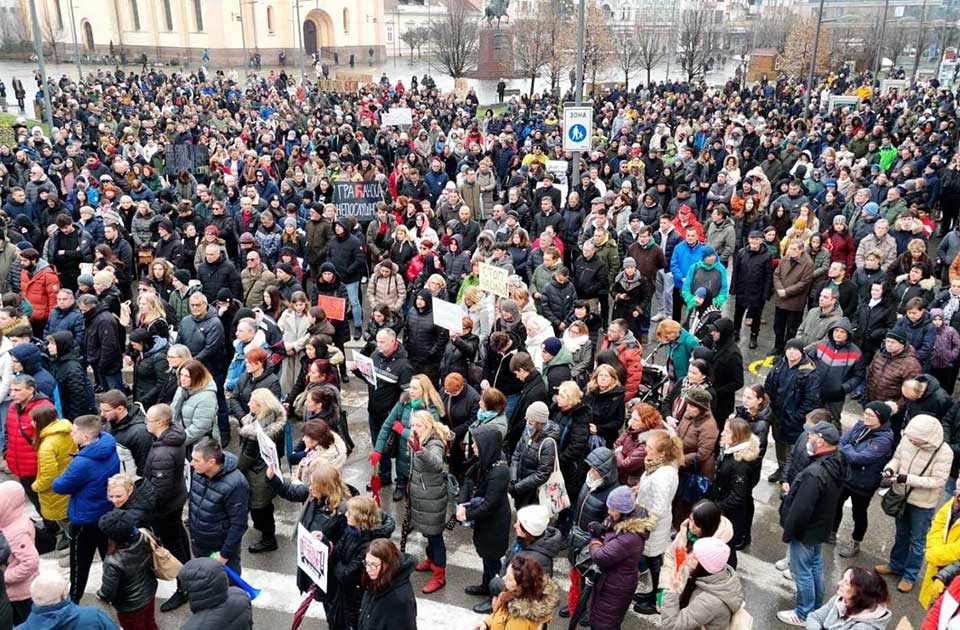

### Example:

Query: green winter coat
xmin=374 ymin=397 xmax=441 ymax=480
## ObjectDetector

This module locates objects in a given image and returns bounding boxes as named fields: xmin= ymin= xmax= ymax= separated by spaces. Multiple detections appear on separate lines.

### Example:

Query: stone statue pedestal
xmin=466 ymin=28 xmax=517 ymax=80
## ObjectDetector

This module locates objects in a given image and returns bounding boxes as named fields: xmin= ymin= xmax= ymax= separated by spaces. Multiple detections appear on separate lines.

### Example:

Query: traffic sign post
xmin=563 ymin=104 xmax=593 ymax=153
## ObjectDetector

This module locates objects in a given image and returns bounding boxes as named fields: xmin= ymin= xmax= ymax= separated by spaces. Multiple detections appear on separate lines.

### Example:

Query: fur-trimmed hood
xmin=503 ymin=579 xmax=560 ymax=622
xmin=614 ymin=512 xmax=657 ymax=534
xmin=723 ymin=433 xmax=761 ymax=463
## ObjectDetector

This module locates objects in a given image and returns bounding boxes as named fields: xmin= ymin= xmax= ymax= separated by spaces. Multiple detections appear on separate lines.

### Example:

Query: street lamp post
xmin=913 ymin=0 xmax=929 ymax=82
xmin=27 ymin=0 xmax=54 ymax=133
xmin=570 ymin=0 xmax=586 ymax=181
xmin=874 ymin=0 xmax=891 ymax=85
xmin=294 ymin=0 xmax=306 ymax=84
xmin=67 ymin=0 xmax=82 ymax=81
xmin=804 ymin=0 xmax=825 ymax=119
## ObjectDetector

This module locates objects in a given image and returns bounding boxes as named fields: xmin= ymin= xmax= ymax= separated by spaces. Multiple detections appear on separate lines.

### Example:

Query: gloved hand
xmin=368 ymin=451 xmax=382 ymax=467
xmin=392 ymin=421 xmax=404 ymax=434
xmin=896 ymin=473 xmax=908 ymax=484
xmin=587 ymin=521 xmax=606 ymax=539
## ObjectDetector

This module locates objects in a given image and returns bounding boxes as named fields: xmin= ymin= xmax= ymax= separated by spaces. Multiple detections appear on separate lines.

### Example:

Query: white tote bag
xmin=537 ymin=438 xmax=570 ymax=518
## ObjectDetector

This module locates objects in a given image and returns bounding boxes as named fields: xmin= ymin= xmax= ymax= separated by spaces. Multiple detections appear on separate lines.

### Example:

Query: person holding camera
xmin=584 ymin=486 xmax=654 ymax=629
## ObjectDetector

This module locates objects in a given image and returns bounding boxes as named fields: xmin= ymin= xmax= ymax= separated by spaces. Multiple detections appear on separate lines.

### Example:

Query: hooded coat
xmin=408 ymin=433 xmax=449 ymax=535
xmin=47 ymin=331 xmax=96 ymax=419
xmin=403 ymin=290 xmax=449 ymax=376
xmin=659 ymin=566 xmax=745 ymax=630
xmin=328 ymin=217 xmax=366 ymax=284
xmin=891 ymin=311 xmax=937 ymax=369
xmin=179 ymin=558 xmax=253 ymax=630
xmin=143 ymin=422 xmax=187 ymax=514
xmin=460 ymin=427 xmax=512 ymax=559
xmin=572 ymin=447 xmax=621 ymax=535
xmin=484 ymin=578 xmax=559 ymax=630
xmin=709 ymin=434 xmax=762 ymax=540
xmin=330 ymin=509 xmax=397 ymax=630
xmin=553 ymin=401 xmax=592 ymax=497
xmin=131 ymin=335 xmax=169 ymax=408
xmin=52 ymin=432 xmax=120 ymax=525
xmin=839 ymin=420 xmax=895 ymax=495
xmin=597 ymin=331 xmax=644 ymax=400
xmin=885 ymin=414 xmax=953 ymax=509
xmin=366 ymin=260 xmax=406 ymax=312
xmin=20 ymin=259 xmax=59 ymax=323
xmin=764 ymin=354 xmax=821 ymax=445
xmin=4 ymin=393 xmax=54 ymax=478
xmin=588 ymin=512 xmax=655 ymax=629
xmin=583 ymin=384 xmax=626 ymax=447
xmin=0 ymin=482 xmax=39 ymax=603
xmin=510 ymin=420 xmax=560 ymax=508
xmin=10 ymin=343 xmax=56 ymax=400
xmin=806 ymin=597 xmax=892 ymax=630
xmin=810 ymin=319 xmax=866 ymax=402
xmin=31 ymin=418 xmax=75 ymax=521
xmin=97 ymin=532 xmax=157 ymax=613
xmin=12 ymin=597 xmax=118 ymax=630
xmin=710 ymin=319 xmax=744 ymax=422
xmin=919 ymin=497 xmax=960 ymax=609
xmin=43 ymin=302 xmax=85 ymax=353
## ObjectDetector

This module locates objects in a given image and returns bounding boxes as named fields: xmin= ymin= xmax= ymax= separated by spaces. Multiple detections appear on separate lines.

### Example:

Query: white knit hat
xmin=516 ymin=505 xmax=550 ymax=537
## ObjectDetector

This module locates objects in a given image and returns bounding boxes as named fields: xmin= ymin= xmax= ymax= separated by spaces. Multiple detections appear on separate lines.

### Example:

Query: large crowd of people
xmin=0 ymin=59 xmax=959 ymax=630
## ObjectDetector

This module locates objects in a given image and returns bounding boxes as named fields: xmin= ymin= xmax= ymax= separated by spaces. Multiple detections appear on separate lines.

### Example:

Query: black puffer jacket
xmin=440 ymin=332 xmax=479 ymax=381
xmin=328 ymin=218 xmax=366 ymax=283
xmin=540 ymin=276 xmax=578 ymax=329
xmin=197 ymin=253 xmax=243 ymax=304
xmin=507 ymin=370 xmax=549 ymax=453
xmin=85 ymin=301 xmax=125 ymax=377
xmin=853 ymin=294 xmax=897 ymax=358
xmin=357 ymin=555 xmax=417 ymax=630
xmin=46 ymin=330 xmax=96 ymax=420
xmin=117 ymin=478 xmax=156 ymax=527
xmin=583 ymin=385 xmax=626 ymax=447
xmin=403 ymin=290 xmax=449 ymax=371
xmin=132 ymin=335 xmax=169 ymax=408
xmin=731 ymin=244 xmax=773 ymax=307
xmin=489 ymin=526 xmax=564 ymax=595
xmin=187 ymin=452 xmax=250 ymax=559
xmin=362 ymin=345 xmax=414 ymax=420
xmin=143 ymin=423 xmax=187 ymax=514
xmin=97 ymin=533 xmax=157 ymax=613
xmin=330 ymin=509 xmax=397 ymax=630
xmin=460 ymin=426 xmax=512 ymax=559
xmin=109 ymin=403 xmax=153 ymax=476
xmin=177 ymin=309 xmax=226 ymax=365
xmin=227 ymin=369 xmax=281 ymax=419
xmin=179 ymin=558 xmax=253 ymax=630
xmin=572 ymin=447 xmax=621 ymax=531
xmin=710 ymin=319 xmax=744 ymax=423
xmin=510 ymin=420 xmax=560 ymax=508
xmin=553 ymin=401 xmax=592 ymax=496
xmin=573 ymin=253 xmax=609 ymax=299
xmin=780 ymin=449 xmax=848 ymax=545
xmin=269 ymin=474 xmax=350 ymax=602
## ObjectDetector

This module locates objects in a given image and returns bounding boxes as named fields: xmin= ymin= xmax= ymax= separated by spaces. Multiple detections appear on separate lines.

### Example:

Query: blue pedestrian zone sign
xmin=562 ymin=104 xmax=593 ymax=152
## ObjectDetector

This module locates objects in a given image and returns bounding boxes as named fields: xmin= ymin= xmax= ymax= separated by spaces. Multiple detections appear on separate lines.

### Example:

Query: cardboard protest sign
xmin=255 ymin=423 xmax=281 ymax=473
xmin=478 ymin=262 xmax=509 ymax=298
xmin=432 ymin=298 xmax=463 ymax=334
xmin=297 ymin=524 xmax=329 ymax=592
xmin=316 ymin=295 xmax=346 ymax=321
xmin=353 ymin=351 xmax=377 ymax=387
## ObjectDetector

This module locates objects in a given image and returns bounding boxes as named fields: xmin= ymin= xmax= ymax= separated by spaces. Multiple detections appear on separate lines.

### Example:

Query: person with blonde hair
xmin=631 ymin=429 xmax=682 ymax=613
xmin=370 ymin=374 xmax=443 ymax=502
xmin=134 ymin=292 xmax=169 ymax=341
xmin=157 ymin=344 xmax=191 ymax=405
xmin=277 ymin=290 xmax=313 ymax=394
xmin=105 ymin=473 xmax=155 ymax=527
xmin=267 ymin=461 xmax=354 ymax=618
xmin=329 ymin=496 xmax=397 ymax=628
xmin=237 ymin=388 xmax=286 ymax=554
xmin=551 ymin=380 xmax=591 ymax=509
xmin=584 ymin=364 xmax=626 ymax=447
xmin=656 ymin=318 xmax=700 ymax=384
xmin=408 ymin=410 xmax=452 ymax=593
xmin=170 ymin=359 xmax=218 ymax=447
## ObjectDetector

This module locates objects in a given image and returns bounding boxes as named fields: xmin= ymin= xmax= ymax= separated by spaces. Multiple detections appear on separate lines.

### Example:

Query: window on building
xmin=193 ymin=0 xmax=203 ymax=31
xmin=343 ymin=8 xmax=349 ymax=33
xmin=130 ymin=0 xmax=140 ymax=30
xmin=162 ymin=0 xmax=173 ymax=31
xmin=267 ymin=6 xmax=275 ymax=33
xmin=53 ymin=0 xmax=63 ymax=29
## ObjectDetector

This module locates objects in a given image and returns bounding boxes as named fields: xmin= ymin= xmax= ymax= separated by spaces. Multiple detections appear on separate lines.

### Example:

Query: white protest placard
xmin=544 ymin=159 xmax=569 ymax=201
xmin=255 ymin=423 xmax=281 ymax=473
xmin=381 ymin=107 xmax=413 ymax=127
xmin=478 ymin=262 xmax=509 ymax=298
xmin=432 ymin=298 xmax=463 ymax=334
xmin=353 ymin=351 xmax=377 ymax=387
xmin=880 ymin=79 xmax=909 ymax=96
xmin=297 ymin=523 xmax=329 ymax=592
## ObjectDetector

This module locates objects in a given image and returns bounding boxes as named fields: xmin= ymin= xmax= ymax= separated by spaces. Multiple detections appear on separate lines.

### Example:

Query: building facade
xmin=25 ymin=0 xmax=387 ymax=66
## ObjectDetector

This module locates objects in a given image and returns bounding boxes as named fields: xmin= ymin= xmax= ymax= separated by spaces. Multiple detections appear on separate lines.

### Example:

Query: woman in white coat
xmin=631 ymin=429 xmax=681 ymax=614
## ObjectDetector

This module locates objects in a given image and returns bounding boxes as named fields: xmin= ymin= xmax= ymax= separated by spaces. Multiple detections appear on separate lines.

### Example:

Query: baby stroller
xmin=637 ymin=342 xmax=668 ymax=409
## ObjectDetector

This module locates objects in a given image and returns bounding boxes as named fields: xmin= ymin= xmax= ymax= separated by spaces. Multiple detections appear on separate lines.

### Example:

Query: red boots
xmin=415 ymin=558 xmax=433 ymax=572
xmin=421 ymin=561 xmax=446 ymax=594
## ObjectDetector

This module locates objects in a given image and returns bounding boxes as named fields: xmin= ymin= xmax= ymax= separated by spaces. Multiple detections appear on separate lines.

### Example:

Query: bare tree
xmin=754 ymin=11 xmax=794 ymax=51
xmin=677 ymin=6 xmax=713 ymax=81
xmin=513 ymin=14 xmax=552 ymax=96
xmin=635 ymin=27 xmax=666 ymax=87
xmin=40 ymin=10 xmax=60 ymax=63
xmin=430 ymin=0 xmax=481 ymax=79
xmin=575 ymin=0 xmax=612 ymax=94
xmin=612 ymin=29 xmax=642 ymax=90
xmin=400 ymin=26 xmax=430 ymax=60
xmin=782 ymin=13 xmax=830 ymax=78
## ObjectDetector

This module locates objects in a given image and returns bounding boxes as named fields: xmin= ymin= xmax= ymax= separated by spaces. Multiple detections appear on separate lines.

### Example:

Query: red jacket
xmin=822 ymin=227 xmax=856 ymax=274
xmin=922 ymin=575 xmax=960 ymax=629
xmin=598 ymin=334 xmax=643 ymax=400
xmin=4 ymin=395 xmax=54 ymax=477
xmin=20 ymin=261 xmax=60 ymax=323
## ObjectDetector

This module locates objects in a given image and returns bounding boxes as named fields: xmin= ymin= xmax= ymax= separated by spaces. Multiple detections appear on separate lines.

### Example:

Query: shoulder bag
xmin=139 ymin=528 xmax=182 ymax=580
xmin=536 ymin=438 xmax=570 ymax=518
xmin=881 ymin=442 xmax=944 ymax=519
xmin=677 ymin=455 xmax=711 ymax=505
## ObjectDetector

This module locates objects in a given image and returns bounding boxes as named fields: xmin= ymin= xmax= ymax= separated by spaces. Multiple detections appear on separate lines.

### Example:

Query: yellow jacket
xmin=30 ymin=418 xmax=76 ymax=521
xmin=919 ymin=497 xmax=960 ymax=608
xmin=483 ymin=580 xmax=558 ymax=630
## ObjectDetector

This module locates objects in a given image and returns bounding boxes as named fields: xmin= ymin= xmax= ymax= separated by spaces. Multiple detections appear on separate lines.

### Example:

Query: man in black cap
xmin=777 ymin=420 xmax=847 ymax=626
xmin=274 ymin=263 xmax=302 ymax=302
xmin=764 ymin=338 xmax=821 ymax=482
